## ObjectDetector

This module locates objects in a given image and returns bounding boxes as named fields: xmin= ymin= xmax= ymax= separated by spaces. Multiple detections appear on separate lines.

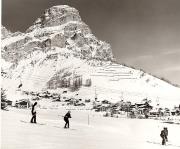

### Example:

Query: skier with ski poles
xmin=160 ymin=127 xmax=168 ymax=145
xmin=30 ymin=102 xmax=37 ymax=123
xmin=64 ymin=111 xmax=71 ymax=128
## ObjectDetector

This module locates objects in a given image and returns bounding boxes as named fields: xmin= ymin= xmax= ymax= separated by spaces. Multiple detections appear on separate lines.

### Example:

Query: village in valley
xmin=2 ymin=87 xmax=180 ymax=124
xmin=2 ymin=86 xmax=180 ymax=149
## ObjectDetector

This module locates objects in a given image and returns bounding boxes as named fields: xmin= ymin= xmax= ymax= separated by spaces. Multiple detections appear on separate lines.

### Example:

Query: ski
xmin=20 ymin=120 xmax=46 ymax=125
xmin=147 ymin=141 xmax=180 ymax=147
xmin=53 ymin=125 xmax=76 ymax=130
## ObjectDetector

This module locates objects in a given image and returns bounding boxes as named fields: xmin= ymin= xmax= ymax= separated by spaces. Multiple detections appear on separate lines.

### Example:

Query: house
xmin=62 ymin=90 xmax=68 ymax=94
xmin=74 ymin=102 xmax=85 ymax=106
xmin=101 ymin=100 xmax=111 ymax=104
xmin=94 ymin=104 xmax=110 ymax=112
xmin=119 ymin=101 xmax=131 ymax=112
xmin=52 ymin=95 xmax=60 ymax=100
xmin=38 ymin=91 xmax=52 ymax=98
xmin=1 ymin=102 xmax=7 ymax=109
xmin=149 ymin=109 xmax=160 ymax=117
xmin=6 ymin=100 xmax=13 ymax=106
xmin=149 ymin=107 xmax=170 ymax=117
xmin=163 ymin=108 xmax=171 ymax=116
xmin=85 ymin=99 xmax=91 ymax=103
xmin=171 ymin=106 xmax=180 ymax=115
xmin=64 ymin=98 xmax=71 ymax=102
xmin=15 ymin=99 xmax=31 ymax=108
xmin=52 ymin=98 xmax=61 ymax=102
xmin=32 ymin=97 xmax=40 ymax=101
xmin=130 ymin=102 xmax=153 ymax=118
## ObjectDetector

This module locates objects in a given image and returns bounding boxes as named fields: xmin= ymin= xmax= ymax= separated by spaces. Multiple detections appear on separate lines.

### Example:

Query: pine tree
xmin=88 ymin=78 xmax=92 ymax=86
xmin=61 ymin=79 xmax=65 ymax=88
xmin=67 ymin=78 xmax=71 ymax=87
xmin=1 ymin=88 xmax=8 ymax=109
xmin=70 ymin=78 xmax=81 ymax=91
xmin=85 ymin=78 xmax=92 ymax=87
xmin=1 ymin=88 xmax=7 ymax=102
xmin=63 ymin=78 xmax=67 ymax=88
xmin=74 ymin=78 xmax=79 ymax=89
xmin=80 ymin=76 xmax=82 ymax=86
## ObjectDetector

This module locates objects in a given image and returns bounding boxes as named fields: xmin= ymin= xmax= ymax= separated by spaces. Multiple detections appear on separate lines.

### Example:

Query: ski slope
xmin=1 ymin=108 xmax=180 ymax=149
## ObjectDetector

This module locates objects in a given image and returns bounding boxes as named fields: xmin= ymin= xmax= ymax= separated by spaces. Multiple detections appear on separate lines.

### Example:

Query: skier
xmin=64 ymin=111 xmax=71 ymax=128
xmin=30 ymin=102 xmax=37 ymax=123
xmin=18 ymin=83 xmax=23 ymax=89
xmin=160 ymin=127 xmax=167 ymax=145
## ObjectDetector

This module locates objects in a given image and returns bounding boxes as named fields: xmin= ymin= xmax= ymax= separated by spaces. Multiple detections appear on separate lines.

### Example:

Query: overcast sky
xmin=2 ymin=0 xmax=180 ymax=85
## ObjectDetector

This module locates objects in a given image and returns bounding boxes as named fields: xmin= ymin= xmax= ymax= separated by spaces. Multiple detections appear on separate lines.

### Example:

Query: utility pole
xmin=156 ymin=97 xmax=160 ymax=118
xmin=94 ymin=86 xmax=97 ymax=101
xmin=88 ymin=114 xmax=90 ymax=125
xmin=121 ymin=91 xmax=124 ymax=101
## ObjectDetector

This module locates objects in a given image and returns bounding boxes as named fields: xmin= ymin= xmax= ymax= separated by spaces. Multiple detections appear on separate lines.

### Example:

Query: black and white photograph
xmin=1 ymin=0 xmax=180 ymax=149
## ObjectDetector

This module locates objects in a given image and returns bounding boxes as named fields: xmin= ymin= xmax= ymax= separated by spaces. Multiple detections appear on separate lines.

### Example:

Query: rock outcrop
xmin=2 ymin=5 xmax=114 ymax=63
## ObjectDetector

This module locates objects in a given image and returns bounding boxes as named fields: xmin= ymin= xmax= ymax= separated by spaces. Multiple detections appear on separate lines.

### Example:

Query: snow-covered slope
xmin=1 ymin=5 xmax=180 ymax=108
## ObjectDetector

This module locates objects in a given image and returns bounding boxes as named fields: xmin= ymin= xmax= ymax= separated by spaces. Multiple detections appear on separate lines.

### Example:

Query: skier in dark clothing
xmin=18 ymin=83 xmax=23 ymax=89
xmin=30 ymin=102 xmax=37 ymax=123
xmin=160 ymin=127 xmax=168 ymax=145
xmin=64 ymin=111 xmax=71 ymax=128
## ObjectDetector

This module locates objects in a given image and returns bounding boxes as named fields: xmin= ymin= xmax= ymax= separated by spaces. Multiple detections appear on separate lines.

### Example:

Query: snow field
xmin=1 ymin=108 xmax=180 ymax=149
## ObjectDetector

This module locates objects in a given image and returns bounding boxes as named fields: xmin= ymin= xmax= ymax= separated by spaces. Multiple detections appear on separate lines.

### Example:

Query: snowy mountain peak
xmin=26 ymin=5 xmax=81 ymax=32
xmin=2 ymin=5 xmax=114 ymax=63
xmin=1 ymin=5 xmax=180 ymax=108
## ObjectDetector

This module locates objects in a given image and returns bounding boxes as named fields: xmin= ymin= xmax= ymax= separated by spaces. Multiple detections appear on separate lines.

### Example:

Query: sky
xmin=2 ymin=0 xmax=180 ymax=85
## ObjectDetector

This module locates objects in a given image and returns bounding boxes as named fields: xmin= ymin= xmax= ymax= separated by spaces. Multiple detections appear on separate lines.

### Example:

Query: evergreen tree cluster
xmin=47 ymin=75 xmax=92 ymax=91
xmin=1 ymin=88 xmax=8 ymax=109
xmin=70 ymin=76 xmax=83 ymax=91
xmin=1 ymin=88 xmax=7 ymax=102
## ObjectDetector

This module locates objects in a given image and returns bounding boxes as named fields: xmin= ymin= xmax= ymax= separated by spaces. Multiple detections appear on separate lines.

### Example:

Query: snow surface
xmin=1 ymin=108 xmax=180 ymax=149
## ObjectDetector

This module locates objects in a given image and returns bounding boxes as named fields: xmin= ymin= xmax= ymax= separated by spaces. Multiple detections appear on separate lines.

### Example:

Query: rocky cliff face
xmin=1 ymin=5 xmax=114 ymax=64
xmin=26 ymin=5 xmax=82 ymax=32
